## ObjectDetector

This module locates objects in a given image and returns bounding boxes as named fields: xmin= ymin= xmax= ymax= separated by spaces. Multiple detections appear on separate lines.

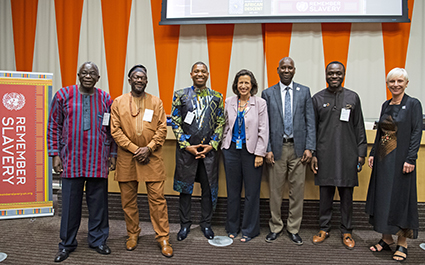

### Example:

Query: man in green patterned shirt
xmin=171 ymin=61 xmax=225 ymax=241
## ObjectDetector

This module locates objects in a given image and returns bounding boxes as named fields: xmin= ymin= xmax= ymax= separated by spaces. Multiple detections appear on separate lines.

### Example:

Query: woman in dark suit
xmin=366 ymin=68 xmax=423 ymax=261
xmin=221 ymin=69 xmax=269 ymax=242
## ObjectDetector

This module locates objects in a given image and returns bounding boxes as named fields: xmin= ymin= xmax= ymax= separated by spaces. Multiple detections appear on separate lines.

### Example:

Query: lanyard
xmin=237 ymin=111 xmax=244 ymax=135
xmin=191 ymin=87 xmax=206 ymax=120
xmin=237 ymin=99 xmax=248 ymax=135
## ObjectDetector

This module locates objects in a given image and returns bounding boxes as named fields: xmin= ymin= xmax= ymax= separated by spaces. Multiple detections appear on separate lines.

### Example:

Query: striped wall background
xmin=1 ymin=0 xmax=425 ymax=119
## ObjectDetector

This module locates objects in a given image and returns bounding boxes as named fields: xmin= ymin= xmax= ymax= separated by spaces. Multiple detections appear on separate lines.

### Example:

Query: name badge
xmin=340 ymin=108 xmax=350 ymax=122
xmin=184 ymin=111 xmax=195 ymax=124
xmin=102 ymin=113 xmax=110 ymax=126
xmin=143 ymin=109 xmax=154 ymax=122
xmin=236 ymin=139 xmax=242 ymax=149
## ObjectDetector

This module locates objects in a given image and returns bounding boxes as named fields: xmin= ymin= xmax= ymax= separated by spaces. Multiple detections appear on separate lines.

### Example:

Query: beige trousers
xmin=268 ymin=143 xmax=306 ymax=234
xmin=119 ymin=181 xmax=170 ymax=242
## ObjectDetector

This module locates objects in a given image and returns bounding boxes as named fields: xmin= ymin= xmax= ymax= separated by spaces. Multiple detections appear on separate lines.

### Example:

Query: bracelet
xmin=147 ymin=146 xmax=153 ymax=153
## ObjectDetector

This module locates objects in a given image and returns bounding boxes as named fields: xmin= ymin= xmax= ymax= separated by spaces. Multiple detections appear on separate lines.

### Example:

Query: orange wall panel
xmin=264 ymin=23 xmax=292 ymax=87
xmin=151 ymin=0 xmax=180 ymax=114
xmin=382 ymin=0 xmax=414 ymax=99
xmin=101 ymin=0 xmax=132 ymax=99
xmin=206 ymin=24 xmax=235 ymax=98
xmin=54 ymin=0 xmax=84 ymax=88
xmin=11 ymin=0 xmax=38 ymax=72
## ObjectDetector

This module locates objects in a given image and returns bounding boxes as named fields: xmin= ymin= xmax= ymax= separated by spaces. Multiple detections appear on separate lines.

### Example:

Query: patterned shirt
xmin=171 ymin=86 xmax=224 ymax=150
xmin=47 ymin=85 xmax=116 ymax=178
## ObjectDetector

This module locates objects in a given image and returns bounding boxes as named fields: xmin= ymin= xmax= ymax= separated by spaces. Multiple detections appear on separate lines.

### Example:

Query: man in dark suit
xmin=261 ymin=57 xmax=316 ymax=245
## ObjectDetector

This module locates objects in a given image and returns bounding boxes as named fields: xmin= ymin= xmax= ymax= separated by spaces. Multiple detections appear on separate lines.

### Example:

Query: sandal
xmin=240 ymin=235 xmax=252 ymax=243
xmin=228 ymin=233 xmax=238 ymax=239
xmin=393 ymin=245 xmax=407 ymax=262
xmin=370 ymin=239 xmax=393 ymax=252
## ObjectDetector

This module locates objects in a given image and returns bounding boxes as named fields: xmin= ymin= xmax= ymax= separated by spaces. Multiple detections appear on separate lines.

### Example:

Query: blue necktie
xmin=284 ymin=87 xmax=292 ymax=136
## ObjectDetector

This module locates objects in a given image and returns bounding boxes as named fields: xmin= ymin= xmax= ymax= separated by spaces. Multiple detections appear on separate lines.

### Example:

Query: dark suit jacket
xmin=261 ymin=82 xmax=315 ymax=160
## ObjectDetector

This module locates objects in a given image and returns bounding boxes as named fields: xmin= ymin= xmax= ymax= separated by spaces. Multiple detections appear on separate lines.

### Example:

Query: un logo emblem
xmin=2 ymin=92 xmax=26 ymax=111
xmin=296 ymin=2 xmax=309 ymax=12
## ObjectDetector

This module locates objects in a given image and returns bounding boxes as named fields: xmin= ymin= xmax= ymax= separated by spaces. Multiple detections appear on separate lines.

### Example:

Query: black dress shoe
xmin=201 ymin=227 xmax=214 ymax=239
xmin=265 ymin=230 xmax=282 ymax=243
xmin=54 ymin=249 xmax=70 ymax=262
xmin=177 ymin=227 xmax=190 ymax=241
xmin=92 ymin=244 xmax=111 ymax=255
xmin=287 ymin=230 xmax=303 ymax=245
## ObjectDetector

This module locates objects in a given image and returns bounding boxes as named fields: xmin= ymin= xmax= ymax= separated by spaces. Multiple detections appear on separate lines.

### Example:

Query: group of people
xmin=47 ymin=58 xmax=422 ymax=263
xmin=48 ymin=63 xmax=173 ymax=262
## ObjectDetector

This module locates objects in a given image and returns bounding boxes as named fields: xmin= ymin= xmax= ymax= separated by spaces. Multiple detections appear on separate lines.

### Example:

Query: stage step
xmin=57 ymin=191 xmax=425 ymax=230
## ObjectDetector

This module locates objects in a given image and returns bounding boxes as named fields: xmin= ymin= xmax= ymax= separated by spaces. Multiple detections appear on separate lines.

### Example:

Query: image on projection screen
xmin=165 ymin=0 xmax=402 ymax=18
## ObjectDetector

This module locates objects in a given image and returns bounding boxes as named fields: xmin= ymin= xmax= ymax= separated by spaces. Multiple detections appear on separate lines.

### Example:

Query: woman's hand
xmin=368 ymin=156 xmax=374 ymax=169
xmin=403 ymin=162 xmax=415 ymax=174
xmin=254 ymin=156 xmax=263 ymax=168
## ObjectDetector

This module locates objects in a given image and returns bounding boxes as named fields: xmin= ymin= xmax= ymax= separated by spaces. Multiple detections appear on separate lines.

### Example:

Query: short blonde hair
xmin=387 ymin=67 xmax=409 ymax=82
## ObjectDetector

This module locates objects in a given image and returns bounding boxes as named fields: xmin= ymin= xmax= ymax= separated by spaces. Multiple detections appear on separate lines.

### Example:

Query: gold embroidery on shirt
xmin=378 ymin=115 xmax=397 ymax=160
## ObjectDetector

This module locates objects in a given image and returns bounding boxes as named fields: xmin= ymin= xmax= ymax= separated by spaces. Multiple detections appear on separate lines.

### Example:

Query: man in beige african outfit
xmin=110 ymin=64 xmax=173 ymax=258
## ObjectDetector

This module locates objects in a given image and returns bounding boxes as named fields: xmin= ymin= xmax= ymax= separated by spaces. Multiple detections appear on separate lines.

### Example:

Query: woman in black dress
xmin=366 ymin=68 xmax=423 ymax=262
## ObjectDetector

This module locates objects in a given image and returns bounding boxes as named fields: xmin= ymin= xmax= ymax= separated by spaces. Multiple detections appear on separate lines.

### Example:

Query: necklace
xmin=129 ymin=93 xmax=145 ymax=117
xmin=130 ymin=93 xmax=146 ymax=136
xmin=238 ymin=99 xmax=249 ymax=112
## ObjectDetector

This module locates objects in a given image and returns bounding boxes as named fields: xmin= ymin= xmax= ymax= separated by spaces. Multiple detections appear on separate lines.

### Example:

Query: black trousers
xmin=59 ymin=177 xmax=109 ymax=251
xmin=222 ymin=142 xmax=262 ymax=238
xmin=319 ymin=186 xmax=353 ymax=234
xmin=179 ymin=160 xmax=213 ymax=229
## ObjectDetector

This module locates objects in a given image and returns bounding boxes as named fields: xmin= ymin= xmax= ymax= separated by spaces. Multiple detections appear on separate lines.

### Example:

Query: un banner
xmin=0 ymin=71 xmax=54 ymax=219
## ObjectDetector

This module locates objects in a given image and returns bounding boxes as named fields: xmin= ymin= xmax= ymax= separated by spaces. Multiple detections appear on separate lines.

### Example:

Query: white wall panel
xmin=227 ymin=24 xmax=264 ymax=98
xmin=78 ymin=0 xmax=109 ymax=93
xmin=126 ymin=0 xmax=160 ymax=97
xmin=262 ymin=59 xmax=269 ymax=91
xmin=346 ymin=23 xmax=386 ymax=120
xmin=289 ymin=23 xmax=326 ymax=95
xmin=33 ymin=0 xmax=62 ymax=95
xmin=174 ymin=25 xmax=209 ymax=91
xmin=406 ymin=0 xmax=425 ymax=106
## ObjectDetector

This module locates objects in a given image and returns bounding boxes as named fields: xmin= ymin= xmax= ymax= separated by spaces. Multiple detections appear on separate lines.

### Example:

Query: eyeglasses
xmin=79 ymin=71 xmax=98 ymax=77
xmin=131 ymin=75 xmax=147 ymax=81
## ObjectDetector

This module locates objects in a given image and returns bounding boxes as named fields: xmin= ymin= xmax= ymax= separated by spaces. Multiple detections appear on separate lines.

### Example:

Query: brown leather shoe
xmin=312 ymin=230 xmax=329 ymax=244
xmin=158 ymin=239 xmax=173 ymax=258
xmin=342 ymin=233 xmax=355 ymax=250
xmin=126 ymin=235 xmax=139 ymax=251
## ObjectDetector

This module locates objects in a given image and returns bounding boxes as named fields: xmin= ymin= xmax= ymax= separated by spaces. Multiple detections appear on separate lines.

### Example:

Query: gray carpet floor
xmin=0 ymin=214 xmax=425 ymax=264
